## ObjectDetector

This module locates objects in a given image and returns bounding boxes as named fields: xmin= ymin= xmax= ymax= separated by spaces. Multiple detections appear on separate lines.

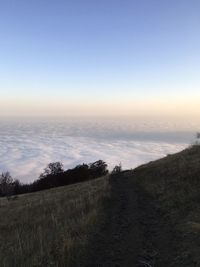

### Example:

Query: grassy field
xmin=0 ymin=176 xmax=110 ymax=267
xmin=1 ymin=145 xmax=200 ymax=266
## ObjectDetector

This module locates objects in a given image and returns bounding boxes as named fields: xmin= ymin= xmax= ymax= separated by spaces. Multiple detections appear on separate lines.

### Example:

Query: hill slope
xmin=132 ymin=144 xmax=200 ymax=266
xmin=84 ymin=145 xmax=200 ymax=266
xmin=0 ymin=176 xmax=110 ymax=267
xmin=1 ymin=145 xmax=200 ymax=266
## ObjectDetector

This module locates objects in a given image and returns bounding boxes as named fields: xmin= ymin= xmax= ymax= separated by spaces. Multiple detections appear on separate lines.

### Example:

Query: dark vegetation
xmin=0 ymin=160 xmax=109 ymax=197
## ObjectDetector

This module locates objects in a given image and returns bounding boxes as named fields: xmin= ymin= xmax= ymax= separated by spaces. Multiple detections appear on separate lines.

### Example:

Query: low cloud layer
xmin=0 ymin=118 xmax=195 ymax=182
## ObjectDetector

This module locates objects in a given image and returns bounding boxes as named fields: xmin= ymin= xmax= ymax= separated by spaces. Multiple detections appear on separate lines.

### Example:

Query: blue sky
xmin=0 ymin=0 xmax=200 ymax=116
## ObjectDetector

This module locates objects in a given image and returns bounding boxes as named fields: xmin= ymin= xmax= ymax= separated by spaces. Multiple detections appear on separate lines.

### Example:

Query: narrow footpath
xmin=83 ymin=171 xmax=179 ymax=267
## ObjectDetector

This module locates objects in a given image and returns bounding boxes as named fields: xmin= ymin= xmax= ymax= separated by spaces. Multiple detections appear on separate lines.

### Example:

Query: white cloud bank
xmin=0 ymin=117 xmax=196 ymax=182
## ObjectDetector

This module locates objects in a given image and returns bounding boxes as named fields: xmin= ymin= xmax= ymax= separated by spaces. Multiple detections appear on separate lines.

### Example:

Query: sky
xmin=0 ymin=0 xmax=200 ymax=117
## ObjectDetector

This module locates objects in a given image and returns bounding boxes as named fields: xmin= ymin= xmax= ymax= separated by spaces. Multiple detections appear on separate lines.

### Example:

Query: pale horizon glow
xmin=0 ymin=94 xmax=200 ymax=118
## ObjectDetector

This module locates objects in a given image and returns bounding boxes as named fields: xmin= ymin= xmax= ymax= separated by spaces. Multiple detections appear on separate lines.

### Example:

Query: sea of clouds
xmin=0 ymin=117 xmax=198 ymax=183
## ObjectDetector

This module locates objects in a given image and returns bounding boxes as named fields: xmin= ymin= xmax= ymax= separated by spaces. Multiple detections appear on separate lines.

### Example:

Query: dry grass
xmin=0 ymin=176 xmax=110 ymax=267
xmin=132 ymin=145 xmax=200 ymax=266
xmin=134 ymin=145 xmax=200 ymax=212
xmin=1 ymin=145 xmax=200 ymax=267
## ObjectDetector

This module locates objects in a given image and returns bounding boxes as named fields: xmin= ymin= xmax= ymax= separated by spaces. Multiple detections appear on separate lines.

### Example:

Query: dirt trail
xmin=82 ymin=171 xmax=179 ymax=267
xmin=83 ymin=172 xmax=142 ymax=266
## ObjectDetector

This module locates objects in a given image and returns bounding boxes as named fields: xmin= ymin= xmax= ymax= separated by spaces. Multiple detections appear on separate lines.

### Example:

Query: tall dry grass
xmin=0 ymin=176 xmax=110 ymax=267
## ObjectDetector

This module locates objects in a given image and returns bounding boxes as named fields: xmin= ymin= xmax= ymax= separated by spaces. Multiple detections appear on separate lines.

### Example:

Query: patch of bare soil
xmin=82 ymin=171 xmax=181 ymax=267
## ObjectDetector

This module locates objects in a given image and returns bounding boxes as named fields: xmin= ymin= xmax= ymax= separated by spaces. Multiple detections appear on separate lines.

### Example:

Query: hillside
xmin=1 ymin=145 xmax=200 ymax=266
xmin=88 ymin=145 xmax=200 ymax=266
xmin=0 ymin=176 xmax=110 ymax=267
xmin=132 ymin=144 xmax=200 ymax=266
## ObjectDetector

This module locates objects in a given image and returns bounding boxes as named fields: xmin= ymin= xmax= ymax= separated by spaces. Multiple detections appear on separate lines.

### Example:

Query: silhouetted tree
xmin=111 ymin=163 xmax=122 ymax=175
xmin=0 ymin=172 xmax=14 ymax=196
xmin=13 ymin=179 xmax=21 ymax=195
xmin=0 ymin=160 xmax=110 ymax=197
xmin=40 ymin=162 xmax=64 ymax=178
xmin=89 ymin=160 xmax=108 ymax=178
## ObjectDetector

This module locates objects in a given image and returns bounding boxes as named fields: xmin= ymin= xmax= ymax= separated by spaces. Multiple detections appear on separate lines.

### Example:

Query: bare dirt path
xmin=81 ymin=171 xmax=179 ymax=267
xmin=82 ymin=172 xmax=144 ymax=266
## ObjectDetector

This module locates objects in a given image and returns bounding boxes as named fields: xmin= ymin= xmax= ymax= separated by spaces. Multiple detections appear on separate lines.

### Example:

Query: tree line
xmin=0 ymin=160 xmax=111 ymax=197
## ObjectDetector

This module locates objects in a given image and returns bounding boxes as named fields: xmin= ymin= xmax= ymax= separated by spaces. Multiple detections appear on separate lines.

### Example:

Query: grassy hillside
xmin=0 ymin=176 xmax=110 ymax=267
xmin=132 ymin=144 xmax=200 ymax=266
xmin=1 ymin=145 xmax=200 ymax=266
xmin=80 ymin=145 xmax=200 ymax=266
